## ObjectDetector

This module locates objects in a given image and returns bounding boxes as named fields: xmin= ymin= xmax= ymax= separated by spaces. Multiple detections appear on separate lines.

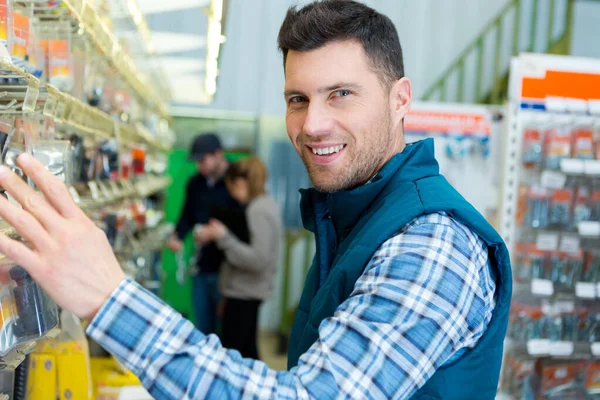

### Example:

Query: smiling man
xmin=0 ymin=1 xmax=511 ymax=399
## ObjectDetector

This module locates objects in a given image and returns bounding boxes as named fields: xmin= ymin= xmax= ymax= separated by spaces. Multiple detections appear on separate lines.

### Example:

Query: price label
xmin=550 ymin=341 xmax=574 ymax=356
xmin=536 ymin=233 xmax=559 ymax=251
xmin=576 ymin=282 xmax=596 ymax=299
xmin=579 ymin=222 xmax=600 ymax=238
xmin=527 ymin=339 xmax=551 ymax=355
xmin=541 ymin=170 xmax=567 ymax=189
xmin=585 ymin=160 xmax=600 ymax=176
xmin=554 ymin=301 xmax=575 ymax=314
xmin=532 ymin=279 xmax=554 ymax=296
xmin=560 ymin=235 xmax=581 ymax=254
xmin=592 ymin=342 xmax=600 ymax=356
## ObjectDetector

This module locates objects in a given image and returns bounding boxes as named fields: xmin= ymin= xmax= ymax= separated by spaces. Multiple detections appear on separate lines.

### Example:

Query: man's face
xmin=196 ymin=153 xmax=220 ymax=178
xmin=284 ymin=40 xmax=405 ymax=193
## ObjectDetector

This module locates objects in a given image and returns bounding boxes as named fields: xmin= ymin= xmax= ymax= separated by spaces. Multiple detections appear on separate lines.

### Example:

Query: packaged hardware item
xmin=544 ymin=127 xmax=572 ymax=170
xmin=550 ymin=251 xmax=583 ymax=289
xmin=0 ymin=260 xmax=58 ymax=369
xmin=0 ymin=0 xmax=8 ymax=50
xmin=523 ymin=128 xmax=544 ymax=166
xmin=131 ymin=146 xmax=146 ymax=176
xmin=581 ymin=251 xmax=600 ymax=284
xmin=31 ymin=140 xmax=72 ymax=184
xmin=25 ymin=25 xmax=44 ymax=79
xmin=549 ymin=189 xmax=574 ymax=229
xmin=7 ymin=3 xmax=31 ymax=68
xmin=572 ymin=128 xmax=595 ymax=160
xmin=515 ymin=243 xmax=547 ymax=283
xmin=48 ymin=39 xmax=72 ymax=92
xmin=541 ymin=362 xmax=588 ymax=399
xmin=593 ymin=187 xmax=600 ymax=221
xmin=573 ymin=184 xmax=593 ymax=225
xmin=523 ymin=186 xmax=550 ymax=229
xmin=2 ymin=118 xmax=26 ymax=181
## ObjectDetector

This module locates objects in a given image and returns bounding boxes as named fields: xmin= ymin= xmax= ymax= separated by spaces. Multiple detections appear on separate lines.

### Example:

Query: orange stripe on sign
xmin=522 ymin=70 xmax=600 ymax=100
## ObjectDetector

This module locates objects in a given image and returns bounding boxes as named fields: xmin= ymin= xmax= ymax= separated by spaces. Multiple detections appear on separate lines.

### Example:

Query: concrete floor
xmin=258 ymin=331 xmax=288 ymax=371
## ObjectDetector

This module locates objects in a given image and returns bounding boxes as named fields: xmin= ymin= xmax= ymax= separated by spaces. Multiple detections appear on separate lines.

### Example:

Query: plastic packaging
xmin=7 ymin=3 xmax=31 ymax=68
xmin=573 ymin=184 xmax=592 ymax=226
xmin=522 ymin=128 xmax=543 ymax=165
xmin=549 ymin=189 xmax=573 ymax=229
xmin=31 ymin=140 xmax=72 ymax=184
xmin=131 ymin=146 xmax=146 ymax=176
xmin=0 ymin=261 xmax=58 ymax=369
xmin=572 ymin=128 xmax=595 ymax=160
xmin=525 ymin=186 xmax=550 ymax=229
xmin=0 ymin=369 xmax=13 ymax=399
xmin=544 ymin=127 xmax=572 ymax=170
xmin=0 ymin=0 xmax=8 ymax=50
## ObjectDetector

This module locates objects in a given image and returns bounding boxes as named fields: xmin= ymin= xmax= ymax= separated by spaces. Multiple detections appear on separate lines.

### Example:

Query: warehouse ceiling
xmin=111 ymin=0 xmax=224 ymax=107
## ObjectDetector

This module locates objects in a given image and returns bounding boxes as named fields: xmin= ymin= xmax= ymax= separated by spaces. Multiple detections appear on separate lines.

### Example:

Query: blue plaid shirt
xmin=87 ymin=212 xmax=496 ymax=399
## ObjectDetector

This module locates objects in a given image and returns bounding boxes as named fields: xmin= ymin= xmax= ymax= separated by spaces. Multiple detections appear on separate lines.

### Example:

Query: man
xmin=0 ymin=1 xmax=511 ymax=399
xmin=166 ymin=133 xmax=234 ymax=334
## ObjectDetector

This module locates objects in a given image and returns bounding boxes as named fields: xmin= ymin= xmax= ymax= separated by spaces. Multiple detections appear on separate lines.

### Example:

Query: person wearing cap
xmin=166 ymin=133 xmax=238 ymax=334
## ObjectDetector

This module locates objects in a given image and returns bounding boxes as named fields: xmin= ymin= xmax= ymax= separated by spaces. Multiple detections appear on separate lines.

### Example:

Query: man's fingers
xmin=17 ymin=154 xmax=84 ymax=219
xmin=0 ymin=194 xmax=54 ymax=250
xmin=0 ymin=165 xmax=64 ymax=231
xmin=0 ymin=235 xmax=44 ymax=278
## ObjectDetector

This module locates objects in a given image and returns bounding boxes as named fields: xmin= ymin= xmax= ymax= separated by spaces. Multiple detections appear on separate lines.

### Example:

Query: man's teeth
xmin=312 ymin=145 xmax=344 ymax=155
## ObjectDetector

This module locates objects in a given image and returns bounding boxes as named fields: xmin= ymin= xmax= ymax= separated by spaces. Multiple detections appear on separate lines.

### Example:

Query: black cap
xmin=188 ymin=133 xmax=222 ymax=161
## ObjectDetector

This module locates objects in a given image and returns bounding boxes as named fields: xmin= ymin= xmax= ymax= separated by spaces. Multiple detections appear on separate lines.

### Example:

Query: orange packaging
xmin=552 ymin=189 xmax=573 ymax=204
xmin=587 ymin=363 xmax=600 ymax=391
xmin=572 ymin=128 xmax=594 ymax=159
xmin=9 ymin=11 xmax=30 ymax=61
xmin=48 ymin=39 xmax=69 ymax=78
xmin=0 ymin=0 xmax=8 ymax=44
xmin=541 ymin=362 xmax=587 ymax=394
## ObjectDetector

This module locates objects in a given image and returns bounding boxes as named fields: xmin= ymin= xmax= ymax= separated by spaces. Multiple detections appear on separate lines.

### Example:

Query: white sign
xmin=541 ymin=170 xmax=567 ymax=189
xmin=527 ymin=339 xmax=551 ymax=355
xmin=536 ymin=233 xmax=559 ymax=251
xmin=560 ymin=235 xmax=581 ymax=254
xmin=592 ymin=342 xmax=600 ymax=356
xmin=532 ymin=279 xmax=554 ymax=296
xmin=550 ymin=341 xmax=574 ymax=356
xmin=576 ymin=282 xmax=596 ymax=299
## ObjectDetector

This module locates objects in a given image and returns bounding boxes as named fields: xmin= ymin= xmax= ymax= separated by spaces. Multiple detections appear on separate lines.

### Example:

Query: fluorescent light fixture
xmin=204 ymin=0 xmax=224 ymax=99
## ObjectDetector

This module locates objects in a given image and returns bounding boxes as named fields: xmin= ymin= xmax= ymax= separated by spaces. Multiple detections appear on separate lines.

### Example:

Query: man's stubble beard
xmin=300 ymin=113 xmax=394 ymax=193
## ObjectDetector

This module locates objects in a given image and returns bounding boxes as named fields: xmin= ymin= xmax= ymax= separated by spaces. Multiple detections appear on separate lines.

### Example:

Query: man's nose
xmin=303 ymin=103 xmax=334 ymax=138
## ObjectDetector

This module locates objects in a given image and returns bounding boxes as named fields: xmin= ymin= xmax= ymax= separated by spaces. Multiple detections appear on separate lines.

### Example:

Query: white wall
xmin=208 ymin=0 xmax=511 ymax=115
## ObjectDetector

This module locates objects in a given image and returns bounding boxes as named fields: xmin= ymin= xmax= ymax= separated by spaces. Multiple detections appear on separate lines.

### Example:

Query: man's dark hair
xmin=277 ymin=0 xmax=404 ymax=88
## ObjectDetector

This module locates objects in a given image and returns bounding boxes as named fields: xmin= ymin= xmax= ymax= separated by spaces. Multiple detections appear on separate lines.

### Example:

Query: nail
xmin=0 ymin=166 xmax=9 ymax=177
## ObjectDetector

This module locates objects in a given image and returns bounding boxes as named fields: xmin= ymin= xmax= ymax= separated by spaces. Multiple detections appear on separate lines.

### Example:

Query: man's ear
xmin=389 ymin=77 xmax=412 ymax=129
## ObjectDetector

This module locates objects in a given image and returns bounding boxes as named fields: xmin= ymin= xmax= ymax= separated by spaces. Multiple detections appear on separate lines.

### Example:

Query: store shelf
xmin=45 ymin=85 xmax=115 ymax=140
xmin=134 ymin=176 xmax=172 ymax=198
xmin=506 ymin=339 xmax=597 ymax=361
xmin=0 ymin=60 xmax=42 ymax=113
xmin=61 ymin=0 xmax=169 ymax=118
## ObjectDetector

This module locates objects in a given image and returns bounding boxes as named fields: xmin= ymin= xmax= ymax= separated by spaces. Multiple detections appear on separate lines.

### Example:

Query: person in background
xmin=166 ymin=133 xmax=237 ymax=334
xmin=198 ymin=157 xmax=283 ymax=360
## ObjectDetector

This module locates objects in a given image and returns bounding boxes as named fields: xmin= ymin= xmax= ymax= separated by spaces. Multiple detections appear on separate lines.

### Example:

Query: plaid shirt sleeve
xmin=87 ymin=212 xmax=496 ymax=400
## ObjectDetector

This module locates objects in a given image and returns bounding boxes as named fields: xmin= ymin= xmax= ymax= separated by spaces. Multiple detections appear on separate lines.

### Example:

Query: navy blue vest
xmin=288 ymin=139 xmax=511 ymax=399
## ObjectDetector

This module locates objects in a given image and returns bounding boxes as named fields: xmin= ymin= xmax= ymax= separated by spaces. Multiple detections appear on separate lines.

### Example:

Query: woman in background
xmin=197 ymin=157 xmax=283 ymax=359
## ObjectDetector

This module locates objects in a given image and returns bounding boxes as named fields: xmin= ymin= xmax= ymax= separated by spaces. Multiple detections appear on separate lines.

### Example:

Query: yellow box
xmin=57 ymin=352 xmax=90 ymax=400
xmin=27 ymin=354 xmax=56 ymax=400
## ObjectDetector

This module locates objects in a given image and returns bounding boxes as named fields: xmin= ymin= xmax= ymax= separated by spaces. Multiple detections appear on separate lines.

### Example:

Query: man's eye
xmin=333 ymin=90 xmax=352 ymax=98
xmin=289 ymin=96 xmax=307 ymax=104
